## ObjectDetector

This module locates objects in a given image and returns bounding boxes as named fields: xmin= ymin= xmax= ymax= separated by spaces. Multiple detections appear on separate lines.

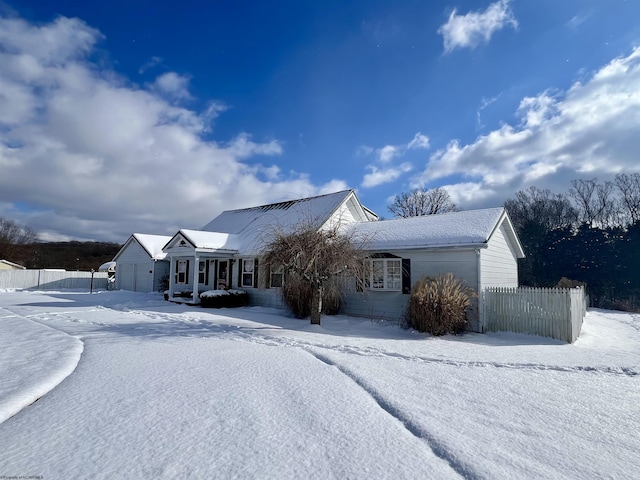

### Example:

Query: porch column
xmin=192 ymin=255 xmax=200 ymax=303
xmin=168 ymin=256 xmax=175 ymax=298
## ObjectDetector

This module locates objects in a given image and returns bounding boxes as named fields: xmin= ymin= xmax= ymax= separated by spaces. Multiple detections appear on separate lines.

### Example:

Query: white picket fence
xmin=484 ymin=286 xmax=587 ymax=343
xmin=0 ymin=269 xmax=108 ymax=291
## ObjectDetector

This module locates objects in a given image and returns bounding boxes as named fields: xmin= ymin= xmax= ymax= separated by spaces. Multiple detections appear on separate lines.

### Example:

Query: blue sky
xmin=1 ymin=0 xmax=640 ymax=242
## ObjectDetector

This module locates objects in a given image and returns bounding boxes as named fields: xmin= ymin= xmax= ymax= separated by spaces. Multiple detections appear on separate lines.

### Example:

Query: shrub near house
xmin=200 ymin=290 xmax=249 ymax=308
xmin=407 ymin=274 xmax=477 ymax=335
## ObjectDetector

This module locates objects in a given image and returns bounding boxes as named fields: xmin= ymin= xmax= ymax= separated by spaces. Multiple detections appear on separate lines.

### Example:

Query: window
xmin=270 ymin=265 xmax=284 ymax=288
xmin=369 ymin=259 xmax=401 ymax=291
xmin=176 ymin=259 xmax=188 ymax=284
xmin=217 ymin=260 xmax=228 ymax=289
xmin=241 ymin=259 xmax=255 ymax=287
xmin=198 ymin=260 xmax=210 ymax=285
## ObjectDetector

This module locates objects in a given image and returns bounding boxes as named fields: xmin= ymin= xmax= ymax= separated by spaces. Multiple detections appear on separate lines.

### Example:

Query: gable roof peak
xmin=223 ymin=189 xmax=354 ymax=214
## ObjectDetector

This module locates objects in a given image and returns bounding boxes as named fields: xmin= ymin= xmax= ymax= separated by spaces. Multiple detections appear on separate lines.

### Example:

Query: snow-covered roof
xmin=114 ymin=233 xmax=172 ymax=261
xmin=202 ymin=190 xmax=354 ymax=233
xmin=98 ymin=261 xmax=116 ymax=272
xmin=350 ymin=207 xmax=523 ymax=255
xmin=198 ymin=190 xmax=362 ymax=255
xmin=176 ymin=230 xmax=240 ymax=252
xmin=133 ymin=233 xmax=172 ymax=260
xmin=0 ymin=259 xmax=26 ymax=270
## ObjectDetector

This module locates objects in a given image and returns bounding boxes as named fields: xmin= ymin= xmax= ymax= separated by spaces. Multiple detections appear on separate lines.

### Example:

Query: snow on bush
xmin=199 ymin=289 xmax=248 ymax=308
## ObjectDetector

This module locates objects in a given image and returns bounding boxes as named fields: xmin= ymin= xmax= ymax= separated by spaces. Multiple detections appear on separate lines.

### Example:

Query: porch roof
xmin=164 ymin=229 xmax=240 ymax=254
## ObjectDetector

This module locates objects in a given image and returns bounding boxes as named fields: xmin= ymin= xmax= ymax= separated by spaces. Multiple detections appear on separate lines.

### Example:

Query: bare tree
xmin=504 ymin=186 xmax=577 ymax=233
xmin=388 ymin=187 xmax=457 ymax=218
xmin=568 ymin=178 xmax=619 ymax=228
xmin=0 ymin=216 xmax=37 ymax=259
xmin=263 ymin=221 xmax=369 ymax=325
xmin=614 ymin=173 xmax=640 ymax=225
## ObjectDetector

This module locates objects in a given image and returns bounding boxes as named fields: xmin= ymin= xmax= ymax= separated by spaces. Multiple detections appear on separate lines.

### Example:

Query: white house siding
xmin=326 ymin=195 xmax=366 ymax=229
xmin=481 ymin=224 xmax=519 ymax=288
xmin=342 ymin=290 xmax=408 ymax=324
xmin=152 ymin=261 xmax=170 ymax=292
xmin=342 ymin=248 xmax=481 ymax=330
xmin=115 ymin=241 xmax=155 ymax=292
xmin=245 ymin=288 xmax=285 ymax=309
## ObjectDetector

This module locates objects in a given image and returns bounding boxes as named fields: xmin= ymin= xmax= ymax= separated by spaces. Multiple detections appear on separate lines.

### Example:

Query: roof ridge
xmin=224 ymin=189 xmax=353 ymax=214
xmin=378 ymin=206 xmax=504 ymax=223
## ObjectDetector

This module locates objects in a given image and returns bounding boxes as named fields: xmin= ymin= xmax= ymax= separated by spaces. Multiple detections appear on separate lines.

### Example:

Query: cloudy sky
xmin=2 ymin=0 xmax=640 ymax=242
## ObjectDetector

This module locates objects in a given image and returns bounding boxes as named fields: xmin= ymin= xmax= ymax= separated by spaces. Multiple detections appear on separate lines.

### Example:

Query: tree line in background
xmin=388 ymin=175 xmax=640 ymax=311
xmin=0 ymin=217 xmax=120 ymax=271
xmin=503 ymin=175 xmax=640 ymax=310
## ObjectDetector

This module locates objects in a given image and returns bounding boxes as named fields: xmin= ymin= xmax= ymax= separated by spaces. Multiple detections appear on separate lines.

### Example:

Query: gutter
xmin=365 ymin=243 xmax=489 ymax=252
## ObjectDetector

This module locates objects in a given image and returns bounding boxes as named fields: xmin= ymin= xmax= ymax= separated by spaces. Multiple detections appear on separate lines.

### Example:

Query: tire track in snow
xmin=110 ymin=309 xmax=640 ymax=377
xmin=304 ymin=348 xmax=475 ymax=480
xmin=29 ymin=306 xmax=638 ymax=378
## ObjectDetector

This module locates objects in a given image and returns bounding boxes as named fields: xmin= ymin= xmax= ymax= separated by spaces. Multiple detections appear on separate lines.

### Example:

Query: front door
xmin=217 ymin=260 xmax=229 ymax=289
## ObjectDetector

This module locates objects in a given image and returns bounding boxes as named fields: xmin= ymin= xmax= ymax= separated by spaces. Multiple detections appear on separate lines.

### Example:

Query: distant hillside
xmin=7 ymin=242 xmax=122 ymax=271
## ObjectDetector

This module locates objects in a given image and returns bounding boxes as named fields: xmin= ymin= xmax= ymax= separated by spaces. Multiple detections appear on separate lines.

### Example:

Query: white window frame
xmin=177 ymin=259 xmax=188 ymax=284
xmin=269 ymin=265 xmax=284 ymax=288
xmin=198 ymin=260 xmax=209 ymax=286
xmin=368 ymin=258 xmax=401 ymax=291
xmin=241 ymin=258 xmax=255 ymax=288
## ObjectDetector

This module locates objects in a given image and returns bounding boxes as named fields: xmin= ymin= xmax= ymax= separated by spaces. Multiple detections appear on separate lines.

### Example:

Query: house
xmin=112 ymin=234 xmax=172 ymax=292
xmin=114 ymin=190 xmax=524 ymax=332
xmin=0 ymin=259 xmax=26 ymax=270
xmin=343 ymin=208 xmax=524 ymax=332
xmin=161 ymin=190 xmax=375 ymax=305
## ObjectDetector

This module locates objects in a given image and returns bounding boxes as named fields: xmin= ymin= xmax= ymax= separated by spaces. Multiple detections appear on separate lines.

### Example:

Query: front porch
xmin=162 ymin=228 xmax=242 ymax=305
xmin=166 ymin=255 xmax=236 ymax=304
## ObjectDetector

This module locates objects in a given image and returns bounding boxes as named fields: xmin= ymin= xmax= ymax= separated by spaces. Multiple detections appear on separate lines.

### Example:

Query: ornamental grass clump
xmin=407 ymin=273 xmax=476 ymax=335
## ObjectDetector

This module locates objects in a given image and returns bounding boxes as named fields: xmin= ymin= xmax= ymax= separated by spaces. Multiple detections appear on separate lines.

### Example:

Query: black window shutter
xmin=185 ymin=260 xmax=190 ymax=282
xmin=253 ymin=258 xmax=259 ymax=288
xmin=264 ymin=262 xmax=271 ymax=288
xmin=402 ymin=258 xmax=411 ymax=294
xmin=237 ymin=259 xmax=243 ymax=288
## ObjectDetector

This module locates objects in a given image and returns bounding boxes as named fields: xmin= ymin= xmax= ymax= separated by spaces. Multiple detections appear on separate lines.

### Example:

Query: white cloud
xmin=0 ymin=14 xmax=346 ymax=242
xmin=418 ymin=46 xmax=640 ymax=208
xmin=407 ymin=132 xmax=430 ymax=150
xmin=378 ymin=145 xmax=400 ymax=163
xmin=138 ymin=56 xmax=163 ymax=74
xmin=438 ymin=0 xmax=517 ymax=53
xmin=361 ymin=163 xmax=412 ymax=188
xmin=358 ymin=132 xmax=429 ymax=187
xmin=152 ymin=72 xmax=193 ymax=101
xmin=476 ymin=93 xmax=501 ymax=129
xmin=359 ymin=131 xmax=430 ymax=164
xmin=319 ymin=179 xmax=349 ymax=195
xmin=226 ymin=133 xmax=283 ymax=159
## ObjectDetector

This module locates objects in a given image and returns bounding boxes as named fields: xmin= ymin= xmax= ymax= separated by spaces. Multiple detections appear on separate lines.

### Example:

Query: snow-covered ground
xmin=0 ymin=290 xmax=638 ymax=479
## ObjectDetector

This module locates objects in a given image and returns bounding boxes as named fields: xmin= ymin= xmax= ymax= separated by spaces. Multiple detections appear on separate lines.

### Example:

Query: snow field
xmin=0 ymin=290 xmax=638 ymax=479
xmin=0 ymin=304 xmax=83 ymax=424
